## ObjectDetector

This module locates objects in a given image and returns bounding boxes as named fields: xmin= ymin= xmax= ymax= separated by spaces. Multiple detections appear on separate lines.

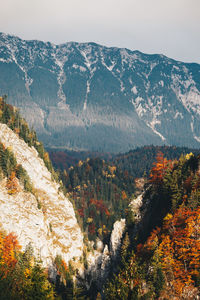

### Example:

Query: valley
xmin=0 ymin=32 xmax=200 ymax=299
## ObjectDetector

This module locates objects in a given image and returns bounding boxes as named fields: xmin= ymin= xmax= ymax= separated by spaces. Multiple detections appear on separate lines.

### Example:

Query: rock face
xmin=0 ymin=32 xmax=200 ymax=152
xmin=0 ymin=123 xmax=83 ymax=268
xmin=85 ymin=218 xmax=126 ymax=293
xmin=129 ymin=193 xmax=144 ymax=222
xmin=110 ymin=218 xmax=126 ymax=258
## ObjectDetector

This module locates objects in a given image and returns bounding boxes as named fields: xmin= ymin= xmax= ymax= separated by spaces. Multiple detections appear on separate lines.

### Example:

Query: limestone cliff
xmin=0 ymin=123 xmax=83 ymax=269
xmin=85 ymin=218 xmax=126 ymax=294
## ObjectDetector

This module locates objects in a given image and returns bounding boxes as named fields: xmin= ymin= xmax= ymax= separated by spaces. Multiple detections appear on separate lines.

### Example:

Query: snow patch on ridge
xmin=174 ymin=111 xmax=183 ymax=119
xmin=131 ymin=97 xmax=147 ymax=118
xmin=147 ymin=96 xmax=166 ymax=142
xmin=52 ymin=50 xmax=68 ymax=106
xmin=72 ymin=63 xmax=86 ymax=72
xmin=80 ymin=47 xmax=93 ymax=71
xmin=172 ymin=74 xmax=200 ymax=115
xmin=120 ymin=48 xmax=143 ymax=67
xmin=178 ymin=87 xmax=200 ymax=115
xmin=107 ymin=61 xmax=116 ymax=71
xmin=147 ymin=119 xmax=166 ymax=142
xmin=191 ymin=117 xmax=200 ymax=142
xmin=131 ymin=86 xmax=138 ymax=94
xmin=0 ymin=58 xmax=10 ymax=63
xmin=132 ymin=95 xmax=166 ymax=142
xmin=83 ymin=80 xmax=90 ymax=110
xmin=6 ymin=42 xmax=33 ymax=95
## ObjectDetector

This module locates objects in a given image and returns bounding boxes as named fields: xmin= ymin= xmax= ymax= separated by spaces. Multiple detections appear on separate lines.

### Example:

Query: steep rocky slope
xmin=0 ymin=98 xmax=129 ymax=296
xmin=0 ymin=32 xmax=200 ymax=152
xmin=0 ymin=123 xmax=83 ymax=269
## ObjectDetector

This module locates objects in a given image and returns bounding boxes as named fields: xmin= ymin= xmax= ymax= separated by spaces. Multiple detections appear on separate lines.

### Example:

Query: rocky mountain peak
xmin=0 ymin=32 xmax=200 ymax=152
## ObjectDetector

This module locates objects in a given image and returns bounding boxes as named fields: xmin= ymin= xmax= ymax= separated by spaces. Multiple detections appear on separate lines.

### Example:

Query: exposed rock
xmin=110 ymin=218 xmax=126 ymax=257
xmin=0 ymin=179 xmax=52 ymax=266
xmin=85 ymin=218 xmax=126 ymax=294
xmin=0 ymin=123 xmax=83 ymax=270
xmin=129 ymin=193 xmax=144 ymax=222
xmin=96 ymin=238 xmax=104 ymax=252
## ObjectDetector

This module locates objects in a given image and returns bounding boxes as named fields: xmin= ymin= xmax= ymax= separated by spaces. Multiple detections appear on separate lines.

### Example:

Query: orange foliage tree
xmin=0 ymin=232 xmax=21 ymax=277
xmin=149 ymin=152 xmax=171 ymax=185
xmin=0 ymin=231 xmax=55 ymax=299
xmin=6 ymin=171 xmax=19 ymax=194
xmin=143 ymin=206 xmax=200 ymax=297
xmin=89 ymin=198 xmax=110 ymax=216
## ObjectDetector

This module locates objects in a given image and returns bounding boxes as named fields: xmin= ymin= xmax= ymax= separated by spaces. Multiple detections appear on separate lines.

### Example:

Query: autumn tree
xmin=6 ymin=171 xmax=19 ymax=194
xmin=149 ymin=152 xmax=171 ymax=185
xmin=0 ymin=231 xmax=54 ymax=299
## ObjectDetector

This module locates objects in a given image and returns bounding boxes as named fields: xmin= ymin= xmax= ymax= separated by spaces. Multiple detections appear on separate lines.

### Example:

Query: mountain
xmin=0 ymin=32 xmax=200 ymax=152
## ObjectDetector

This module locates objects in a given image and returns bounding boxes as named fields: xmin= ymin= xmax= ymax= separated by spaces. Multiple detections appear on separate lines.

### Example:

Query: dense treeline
xmin=113 ymin=145 xmax=200 ymax=178
xmin=50 ymin=145 xmax=200 ymax=242
xmin=48 ymin=149 xmax=112 ymax=171
xmin=105 ymin=152 xmax=200 ymax=299
xmin=61 ymin=158 xmax=134 ymax=241
xmin=49 ymin=145 xmax=200 ymax=175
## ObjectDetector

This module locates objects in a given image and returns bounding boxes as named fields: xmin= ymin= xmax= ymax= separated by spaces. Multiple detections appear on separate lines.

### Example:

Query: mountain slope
xmin=105 ymin=153 xmax=200 ymax=299
xmin=0 ymin=102 xmax=83 ymax=269
xmin=0 ymin=32 xmax=200 ymax=152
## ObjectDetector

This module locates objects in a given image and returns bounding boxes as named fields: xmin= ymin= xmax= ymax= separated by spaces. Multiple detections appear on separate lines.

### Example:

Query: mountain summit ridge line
xmin=0 ymin=32 xmax=200 ymax=152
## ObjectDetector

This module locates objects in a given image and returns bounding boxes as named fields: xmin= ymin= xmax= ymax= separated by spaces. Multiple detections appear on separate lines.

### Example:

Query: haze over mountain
xmin=0 ymin=32 xmax=200 ymax=152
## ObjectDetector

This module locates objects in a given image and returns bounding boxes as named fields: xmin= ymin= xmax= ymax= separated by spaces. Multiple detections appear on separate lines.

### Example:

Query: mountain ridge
xmin=1 ymin=32 xmax=200 ymax=152
xmin=2 ymin=31 xmax=198 ymax=64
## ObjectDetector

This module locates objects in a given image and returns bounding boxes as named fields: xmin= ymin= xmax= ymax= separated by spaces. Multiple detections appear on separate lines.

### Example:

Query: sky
xmin=1 ymin=0 xmax=200 ymax=63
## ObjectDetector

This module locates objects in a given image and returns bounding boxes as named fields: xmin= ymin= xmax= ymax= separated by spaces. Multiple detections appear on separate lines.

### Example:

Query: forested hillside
xmin=113 ymin=145 xmax=200 ymax=178
xmin=0 ymin=233 xmax=55 ymax=299
xmin=50 ymin=145 xmax=200 ymax=243
xmin=50 ymin=145 xmax=200 ymax=175
xmin=48 ymin=149 xmax=112 ymax=171
xmin=105 ymin=152 xmax=200 ymax=299
xmin=0 ymin=229 xmax=85 ymax=299
xmin=61 ymin=158 xmax=134 ymax=241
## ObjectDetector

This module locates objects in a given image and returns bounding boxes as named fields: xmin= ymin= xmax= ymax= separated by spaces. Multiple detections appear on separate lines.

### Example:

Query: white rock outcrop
xmin=110 ymin=218 xmax=126 ymax=257
xmin=85 ymin=218 xmax=126 ymax=291
xmin=129 ymin=193 xmax=143 ymax=222
xmin=0 ymin=123 xmax=83 ymax=267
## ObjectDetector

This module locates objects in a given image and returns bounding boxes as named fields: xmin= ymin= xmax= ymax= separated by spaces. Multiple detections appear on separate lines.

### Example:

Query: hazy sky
xmin=1 ymin=0 xmax=200 ymax=63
